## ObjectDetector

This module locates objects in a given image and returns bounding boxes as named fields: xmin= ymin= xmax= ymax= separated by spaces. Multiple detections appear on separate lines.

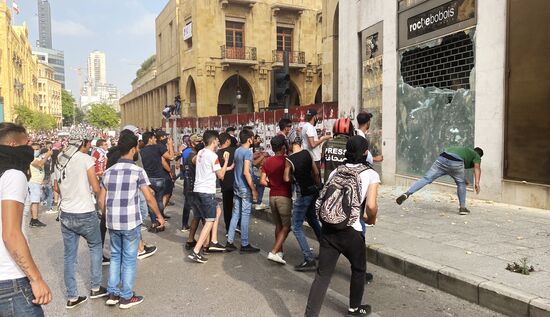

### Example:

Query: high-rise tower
xmin=37 ymin=0 xmax=52 ymax=48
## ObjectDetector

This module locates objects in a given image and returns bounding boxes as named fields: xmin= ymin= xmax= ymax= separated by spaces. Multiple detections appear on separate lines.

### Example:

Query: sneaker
xmin=255 ymin=204 xmax=268 ymax=210
xmin=396 ymin=193 xmax=409 ymax=205
xmin=185 ymin=240 xmax=197 ymax=250
xmin=365 ymin=272 xmax=373 ymax=284
xmin=180 ymin=225 xmax=191 ymax=232
xmin=240 ymin=244 xmax=261 ymax=253
xmin=188 ymin=250 xmax=208 ymax=263
xmin=119 ymin=295 xmax=144 ymax=309
xmin=102 ymin=256 xmax=110 ymax=266
xmin=90 ymin=286 xmax=108 ymax=299
xmin=235 ymin=228 xmax=241 ymax=235
xmin=45 ymin=209 xmax=57 ymax=214
xmin=459 ymin=207 xmax=471 ymax=215
xmin=137 ymin=245 xmax=157 ymax=260
xmin=29 ymin=219 xmax=47 ymax=228
xmin=295 ymin=260 xmax=317 ymax=272
xmin=208 ymin=242 xmax=226 ymax=252
xmin=268 ymin=252 xmax=286 ymax=264
xmin=277 ymin=252 xmax=284 ymax=259
xmin=347 ymin=304 xmax=372 ymax=316
xmin=105 ymin=294 xmax=120 ymax=306
xmin=225 ymin=242 xmax=237 ymax=252
xmin=66 ymin=296 xmax=88 ymax=309
xmin=201 ymin=247 xmax=210 ymax=255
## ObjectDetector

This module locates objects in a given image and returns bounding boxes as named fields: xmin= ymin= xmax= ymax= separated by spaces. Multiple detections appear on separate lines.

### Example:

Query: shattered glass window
xmin=397 ymin=29 xmax=476 ymax=180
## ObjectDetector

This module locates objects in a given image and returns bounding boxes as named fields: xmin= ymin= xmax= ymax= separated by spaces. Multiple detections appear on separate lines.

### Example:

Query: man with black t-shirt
xmin=284 ymin=131 xmax=322 ymax=271
xmin=216 ymin=133 xmax=236 ymax=234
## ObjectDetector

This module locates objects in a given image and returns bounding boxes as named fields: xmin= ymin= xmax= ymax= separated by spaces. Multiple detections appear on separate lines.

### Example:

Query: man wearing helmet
xmin=321 ymin=118 xmax=355 ymax=183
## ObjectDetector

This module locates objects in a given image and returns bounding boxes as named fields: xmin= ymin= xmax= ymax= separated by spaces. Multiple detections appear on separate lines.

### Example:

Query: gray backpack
xmin=315 ymin=164 xmax=369 ymax=230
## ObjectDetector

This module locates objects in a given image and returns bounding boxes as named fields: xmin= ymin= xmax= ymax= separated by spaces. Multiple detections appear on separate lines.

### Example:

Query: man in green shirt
xmin=396 ymin=146 xmax=483 ymax=215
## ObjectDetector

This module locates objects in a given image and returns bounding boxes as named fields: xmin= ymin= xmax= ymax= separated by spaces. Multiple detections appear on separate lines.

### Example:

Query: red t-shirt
xmin=262 ymin=155 xmax=291 ymax=198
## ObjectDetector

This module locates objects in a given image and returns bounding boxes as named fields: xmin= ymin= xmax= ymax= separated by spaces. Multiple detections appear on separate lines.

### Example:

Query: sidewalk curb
xmin=251 ymin=208 xmax=550 ymax=317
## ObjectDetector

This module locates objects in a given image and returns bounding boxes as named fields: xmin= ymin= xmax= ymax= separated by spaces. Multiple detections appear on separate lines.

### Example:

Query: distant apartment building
xmin=88 ymin=50 xmax=106 ymax=85
xmin=37 ymin=62 xmax=62 ymax=126
xmin=121 ymin=0 xmax=323 ymax=129
xmin=33 ymin=47 xmax=65 ymax=88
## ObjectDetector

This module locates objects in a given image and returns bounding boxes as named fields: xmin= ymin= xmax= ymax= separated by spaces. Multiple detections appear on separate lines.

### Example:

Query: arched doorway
xmin=186 ymin=76 xmax=197 ymax=116
xmin=333 ymin=4 xmax=339 ymax=101
xmin=217 ymin=74 xmax=254 ymax=115
xmin=289 ymin=81 xmax=301 ymax=106
xmin=315 ymin=85 xmax=322 ymax=104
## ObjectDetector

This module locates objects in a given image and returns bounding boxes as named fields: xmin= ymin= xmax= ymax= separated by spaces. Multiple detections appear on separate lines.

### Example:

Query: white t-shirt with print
xmin=0 ymin=170 xmax=30 ymax=281
xmin=55 ymin=151 xmax=96 ymax=214
xmin=301 ymin=122 xmax=322 ymax=162
xmin=327 ymin=163 xmax=380 ymax=232
xmin=194 ymin=148 xmax=221 ymax=194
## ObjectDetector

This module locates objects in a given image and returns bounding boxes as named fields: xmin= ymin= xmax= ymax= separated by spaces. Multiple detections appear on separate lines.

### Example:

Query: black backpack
xmin=315 ymin=164 xmax=370 ymax=230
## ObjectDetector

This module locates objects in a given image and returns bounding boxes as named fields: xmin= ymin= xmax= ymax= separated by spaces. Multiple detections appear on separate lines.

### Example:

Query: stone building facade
xmin=0 ymin=2 xmax=38 ymax=122
xmin=121 ymin=0 xmax=323 ymax=129
xmin=37 ymin=62 xmax=62 ymax=127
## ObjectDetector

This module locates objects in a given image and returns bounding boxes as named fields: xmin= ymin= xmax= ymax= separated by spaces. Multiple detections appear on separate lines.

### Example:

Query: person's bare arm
xmin=311 ymin=156 xmax=321 ymax=187
xmin=363 ymin=183 xmax=379 ymax=225
xmin=2 ymin=200 xmax=52 ymax=305
xmin=259 ymin=171 xmax=269 ymax=187
xmin=307 ymin=135 xmax=330 ymax=149
xmin=141 ymin=185 xmax=165 ymax=227
xmin=243 ymin=159 xmax=258 ymax=201
xmin=216 ymin=152 xmax=230 ymax=180
xmin=283 ymin=160 xmax=292 ymax=183
xmin=86 ymin=166 xmax=100 ymax=195
xmin=53 ymin=179 xmax=60 ymax=194
xmin=161 ymin=158 xmax=171 ymax=173
xmin=98 ymin=186 xmax=107 ymax=215
xmin=31 ymin=151 xmax=52 ymax=168
xmin=474 ymin=163 xmax=481 ymax=194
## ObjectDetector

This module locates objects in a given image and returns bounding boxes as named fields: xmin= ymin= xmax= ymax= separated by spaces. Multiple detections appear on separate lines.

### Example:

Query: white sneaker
xmin=255 ymin=204 xmax=267 ymax=210
xmin=45 ymin=209 xmax=57 ymax=214
xmin=277 ymin=252 xmax=284 ymax=259
xmin=267 ymin=252 xmax=286 ymax=264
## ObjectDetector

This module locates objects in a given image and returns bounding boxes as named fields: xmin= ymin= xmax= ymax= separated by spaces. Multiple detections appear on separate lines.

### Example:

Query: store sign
xmin=183 ymin=22 xmax=192 ymax=40
xmin=407 ymin=0 xmax=475 ymax=39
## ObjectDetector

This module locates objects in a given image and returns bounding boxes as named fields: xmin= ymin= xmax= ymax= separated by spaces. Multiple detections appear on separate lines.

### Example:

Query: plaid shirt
xmin=101 ymin=159 xmax=150 ymax=230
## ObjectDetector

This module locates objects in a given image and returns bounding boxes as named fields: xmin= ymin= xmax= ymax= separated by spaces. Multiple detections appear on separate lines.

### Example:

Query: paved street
xmin=27 ymin=187 xmax=502 ymax=317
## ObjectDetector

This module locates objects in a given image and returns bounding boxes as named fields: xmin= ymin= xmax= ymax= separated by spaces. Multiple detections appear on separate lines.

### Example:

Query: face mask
xmin=34 ymin=150 xmax=40 ymax=158
xmin=160 ymin=139 xmax=168 ymax=145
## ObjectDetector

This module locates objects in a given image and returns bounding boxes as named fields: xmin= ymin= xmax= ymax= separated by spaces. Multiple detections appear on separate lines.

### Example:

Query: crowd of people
xmin=0 ymin=106 xmax=483 ymax=316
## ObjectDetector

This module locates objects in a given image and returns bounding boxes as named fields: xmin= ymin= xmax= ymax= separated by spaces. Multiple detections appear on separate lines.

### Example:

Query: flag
xmin=12 ymin=1 xmax=20 ymax=15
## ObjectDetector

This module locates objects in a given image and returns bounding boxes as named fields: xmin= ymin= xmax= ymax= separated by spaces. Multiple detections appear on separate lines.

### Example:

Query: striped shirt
xmin=101 ymin=159 xmax=150 ymax=230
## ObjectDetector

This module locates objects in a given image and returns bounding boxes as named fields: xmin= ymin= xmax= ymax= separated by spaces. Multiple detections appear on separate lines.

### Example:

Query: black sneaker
xmin=240 ymin=244 xmax=261 ymax=253
xmin=347 ymin=304 xmax=372 ymax=316
xmin=396 ymin=193 xmax=409 ymax=205
xmin=459 ymin=207 xmax=471 ymax=215
xmin=295 ymin=260 xmax=317 ymax=272
xmin=208 ymin=242 xmax=226 ymax=252
xmin=201 ymin=247 xmax=210 ymax=255
xmin=102 ymin=256 xmax=110 ymax=266
xmin=180 ymin=225 xmax=191 ymax=232
xmin=105 ymin=294 xmax=120 ymax=306
xmin=188 ymin=250 xmax=208 ymax=263
xmin=365 ymin=272 xmax=373 ymax=284
xmin=119 ymin=295 xmax=144 ymax=309
xmin=66 ymin=296 xmax=88 ymax=309
xmin=90 ymin=286 xmax=108 ymax=299
xmin=225 ymin=242 xmax=237 ymax=252
xmin=185 ymin=240 xmax=197 ymax=250
xmin=29 ymin=219 xmax=47 ymax=228
xmin=137 ymin=245 xmax=157 ymax=260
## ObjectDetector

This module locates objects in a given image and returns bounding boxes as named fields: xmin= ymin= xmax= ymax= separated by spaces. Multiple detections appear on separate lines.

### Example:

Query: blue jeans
xmin=253 ymin=174 xmax=265 ymax=204
xmin=43 ymin=183 xmax=53 ymax=210
xmin=228 ymin=187 xmax=252 ymax=246
xmin=60 ymin=211 xmax=103 ymax=300
xmin=292 ymin=193 xmax=322 ymax=262
xmin=108 ymin=226 xmax=140 ymax=300
xmin=148 ymin=178 xmax=166 ymax=223
xmin=0 ymin=278 xmax=44 ymax=317
xmin=408 ymin=156 xmax=467 ymax=207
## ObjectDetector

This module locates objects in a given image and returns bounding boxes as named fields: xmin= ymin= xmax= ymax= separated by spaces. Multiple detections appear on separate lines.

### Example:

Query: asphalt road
xmin=26 ymin=194 xmax=504 ymax=317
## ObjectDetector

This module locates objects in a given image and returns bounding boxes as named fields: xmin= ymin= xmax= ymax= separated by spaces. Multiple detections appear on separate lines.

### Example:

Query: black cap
xmin=225 ymin=126 xmax=236 ymax=132
xmin=306 ymin=108 xmax=318 ymax=116
xmin=155 ymin=130 xmax=168 ymax=138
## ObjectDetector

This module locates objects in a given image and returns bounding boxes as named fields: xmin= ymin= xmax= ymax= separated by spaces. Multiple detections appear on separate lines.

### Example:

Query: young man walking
xmin=284 ymin=132 xmax=322 ymax=271
xmin=54 ymin=138 xmax=107 ymax=308
xmin=216 ymin=132 xmax=236 ymax=234
xmin=396 ymin=146 xmax=483 ymax=215
xmin=181 ymin=134 xmax=202 ymax=232
xmin=356 ymin=112 xmax=383 ymax=164
xmin=92 ymin=139 xmax=108 ymax=177
xmin=305 ymin=136 xmax=379 ymax=317
xmin=260 ymin=135 xmax=292 ymax=264
xmin=99 ymin=133 xmax=165 ymax=309
xmin=225 ymin=129 xmax=261 ymax=253
xmin=301 ymin=108 xmax=331 ymax=174
xmin=29 ymin=143 xmax=51 ymax=227
xmin=189 ymin=130 xmax=230 ymax=263
xmin=0 ymin=123 xmax=52 ymax=316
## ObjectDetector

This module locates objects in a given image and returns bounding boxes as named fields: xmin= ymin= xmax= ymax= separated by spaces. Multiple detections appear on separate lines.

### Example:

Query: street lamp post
xmin=235 ymin=70 xmax=242 ymax=124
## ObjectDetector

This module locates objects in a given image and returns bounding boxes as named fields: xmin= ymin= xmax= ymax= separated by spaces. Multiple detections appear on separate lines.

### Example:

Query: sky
xmin=13 ymin=0 xmax=169 ymax=97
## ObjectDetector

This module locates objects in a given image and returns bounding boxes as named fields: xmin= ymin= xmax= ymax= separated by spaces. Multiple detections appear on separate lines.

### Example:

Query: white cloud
xmin=52 ymin=19 xmax=94 ymax=37
xmin=115 ymin=13 xmax=156 ymax=36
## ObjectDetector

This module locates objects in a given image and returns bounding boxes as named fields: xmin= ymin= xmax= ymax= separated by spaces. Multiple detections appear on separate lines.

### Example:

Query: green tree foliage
xmin=14 ymin=105 xmax=57 ymax=131
xmin=85 ymin=103 xmax=120 ymax=129
xmin=61 ymin=89 xmax=76 ymax=126
xmin=131 ymin=54 xmax=156 ymax=85
xmin=75 ymin=107 xmax=85 ymax=124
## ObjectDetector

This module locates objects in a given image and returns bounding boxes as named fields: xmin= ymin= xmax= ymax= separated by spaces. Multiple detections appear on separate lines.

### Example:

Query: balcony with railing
xmin=220 ymin=45 xmax=258 ymax=66
xmin=272 ymin=50 xmax=306 ymax=68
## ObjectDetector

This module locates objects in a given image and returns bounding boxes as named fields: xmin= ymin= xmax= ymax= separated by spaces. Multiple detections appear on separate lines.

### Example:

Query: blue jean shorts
xmin=194 ymin=193 xmax=218 ymax=221
xmin=28 ymin=183 xmax=42 ymax=204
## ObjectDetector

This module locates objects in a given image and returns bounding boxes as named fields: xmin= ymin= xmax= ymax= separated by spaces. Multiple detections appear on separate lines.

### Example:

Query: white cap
xmin=122 ymin=125 xmax=140 ymax=136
